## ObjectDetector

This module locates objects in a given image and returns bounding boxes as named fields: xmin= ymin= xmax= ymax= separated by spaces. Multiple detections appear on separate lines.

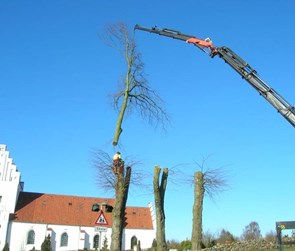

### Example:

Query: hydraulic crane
xmin=134 ymin=24 xmax=295 ymax=128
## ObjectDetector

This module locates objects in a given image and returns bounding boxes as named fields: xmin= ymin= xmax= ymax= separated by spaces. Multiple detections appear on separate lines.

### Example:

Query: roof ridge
xmin=20 ymin=191 xmax=114 ymax=201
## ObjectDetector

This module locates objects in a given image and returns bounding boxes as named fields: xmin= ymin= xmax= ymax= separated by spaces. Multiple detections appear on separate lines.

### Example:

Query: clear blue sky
xmin=1 ymin=0 xmax=295 ymax=242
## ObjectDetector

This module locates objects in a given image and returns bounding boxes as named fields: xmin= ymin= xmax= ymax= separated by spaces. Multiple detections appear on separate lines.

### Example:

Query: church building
xmin=0 ymin=145 xmax=156 ymax=251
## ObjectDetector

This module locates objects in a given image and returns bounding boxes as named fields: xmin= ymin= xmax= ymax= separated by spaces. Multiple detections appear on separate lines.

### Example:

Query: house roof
xmin=12 ymin=192 xmax=153 ymax=230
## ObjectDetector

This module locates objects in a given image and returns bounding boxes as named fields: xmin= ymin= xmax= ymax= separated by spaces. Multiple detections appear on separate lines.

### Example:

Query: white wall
xmin=0 ymin=144 xmax=22 ymax=213
xmin=123 ymin=228 xmax=155 ymax=250
xmin=8 ymin=222 xmax=155 ymax=251
xmin=0 ymin=208 xmax=10 ymax=250
xmin=0 ymin=145 xmax=23 ymax=250
xmin=8 ymin=223 xmax=47 ymax=251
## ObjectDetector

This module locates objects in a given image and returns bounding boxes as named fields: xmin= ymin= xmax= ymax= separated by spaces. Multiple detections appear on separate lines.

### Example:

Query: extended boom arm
xmin=134 ymin=24 xmax=217 ymax=56
xmin=134 ymin=24 xmax=295 ymax=128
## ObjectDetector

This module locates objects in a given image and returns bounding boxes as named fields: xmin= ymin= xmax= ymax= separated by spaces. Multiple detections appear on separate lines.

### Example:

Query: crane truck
xmin=134 ymin=24 xmax=295 ymax=128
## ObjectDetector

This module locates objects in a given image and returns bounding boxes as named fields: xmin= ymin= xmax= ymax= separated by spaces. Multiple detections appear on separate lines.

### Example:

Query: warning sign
xmin=95 ymin=211 xmax=108 ymax=225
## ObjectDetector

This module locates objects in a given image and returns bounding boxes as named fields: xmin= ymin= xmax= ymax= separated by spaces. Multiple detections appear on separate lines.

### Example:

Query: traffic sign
xmin=95 ymin=226 xmax=107 ymax=232
xmin=95 ymin=211 xmax=108 ymax=225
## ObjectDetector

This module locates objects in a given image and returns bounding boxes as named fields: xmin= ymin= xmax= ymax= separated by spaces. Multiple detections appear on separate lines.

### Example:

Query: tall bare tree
xmin=191 ymin=158 xmax=229 ymax=251
xmin=191 ymin=171 xmax=205 ymax=251
xmin=110 ymin=165 xmax=132 ymax=251
xmin=93 ymin=151 xmax=143 ymax=251
xmin=153 ymin=166 xmax=169 ymax=251
xmin=98 ymin=22 xmax=170 ymax=251
xmin=102 ymin=22 xmax=169 ymax=146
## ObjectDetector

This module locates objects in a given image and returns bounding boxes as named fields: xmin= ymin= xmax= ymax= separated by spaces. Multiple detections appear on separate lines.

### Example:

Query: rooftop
xmin=12 ymin=192 xmax=153 ymax=229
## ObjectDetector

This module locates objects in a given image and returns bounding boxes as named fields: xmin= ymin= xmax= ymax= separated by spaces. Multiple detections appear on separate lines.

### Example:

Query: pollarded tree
xmin=153 ymin=166 xmax=169 ymax=251
xmin=191 ymin=171 xmax=205 ymax=251
xmin=93 ymin=151 xmax=142 ymax=251
xmin=191 ymin=157 xmax=229 ymax=251
xmin=110 ymin=165 xmax=132 ymax=251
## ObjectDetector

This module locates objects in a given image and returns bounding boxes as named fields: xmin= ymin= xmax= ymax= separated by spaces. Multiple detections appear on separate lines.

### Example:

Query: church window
xmin=27 ymin=230 xmax=35 ymax=244
xmin=93 ymin=234 xmax=99 ymax=249
xmin=61 ymin=232 xmax=68 ymax=246
xmin=131 ymin=235 xmax=137 ymax=249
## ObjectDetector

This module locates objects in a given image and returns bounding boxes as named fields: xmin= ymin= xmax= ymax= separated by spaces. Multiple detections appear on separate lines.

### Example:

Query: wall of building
xmin=0 ymin=208 xmax=10 ymax=250
xmin=7 ymin=222 xmax=47 ymax=251
xmin=123 ymin=228 xmax=155 ymax=249
xmin=7 ymin=222 xmax=155 ymax=251
xmin=0 ymin=145 xmax=23 ymax=250
xmin=0 ymin=144 xmax=22 ymax=213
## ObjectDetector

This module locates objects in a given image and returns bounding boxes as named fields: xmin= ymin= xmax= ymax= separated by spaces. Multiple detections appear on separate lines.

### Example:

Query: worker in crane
xmin=113 ymin=151 xmax=121 ymax=162
xmin=113 ymin=151 xmax=123 ymax=174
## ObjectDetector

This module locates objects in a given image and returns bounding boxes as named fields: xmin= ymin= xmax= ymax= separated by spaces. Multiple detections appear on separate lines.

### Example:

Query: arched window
xmin=131 ymin=235 xmax=137 ymax=249
xmin=27 ymin=230 xmax=35 ymax=244
xmin=60 ymin=232 xmax=68 ymax=247
xmin=93 ymin=234 xmax=100 ymax=249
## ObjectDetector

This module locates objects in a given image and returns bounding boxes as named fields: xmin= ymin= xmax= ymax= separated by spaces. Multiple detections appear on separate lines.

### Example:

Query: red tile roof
xmin=12 ymin=192 xmax=153 ymax=230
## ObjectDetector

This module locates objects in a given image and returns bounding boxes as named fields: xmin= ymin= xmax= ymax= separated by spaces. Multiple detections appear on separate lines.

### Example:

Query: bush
xmin=41 ymin=234 xmax=52 ymax=251
xmin=217 ymin=229 xmax=236 ymax=244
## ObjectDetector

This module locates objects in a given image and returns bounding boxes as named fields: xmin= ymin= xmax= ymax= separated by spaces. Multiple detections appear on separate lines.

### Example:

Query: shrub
xmin=41 ymin=234 xmax=52 ymax=251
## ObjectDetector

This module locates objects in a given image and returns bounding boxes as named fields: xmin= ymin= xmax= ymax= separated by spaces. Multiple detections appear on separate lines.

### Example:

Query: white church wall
xmin=0 ymin=208 xmax=9 ymax=250
xmin=0 ymin=144 xmax=22 ymax=213
xmin=7 ymin=221 xmax=155 ymax=251
xmin=8 ymin=222 xmax=47 ymax=251
xmin=123 ymin=228 xmax=155 ymax=250
xmin=0 ymin=145 xmax=23 ymax=250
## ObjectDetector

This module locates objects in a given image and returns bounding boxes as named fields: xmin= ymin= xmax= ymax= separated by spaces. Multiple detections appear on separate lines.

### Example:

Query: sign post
xmin=94 ymin=211 xmax=108 ymax=250
xmin=95 ymin=226 xmax=107 ymax=232
xmin=276 ymin=221 xmax=295 ymax=251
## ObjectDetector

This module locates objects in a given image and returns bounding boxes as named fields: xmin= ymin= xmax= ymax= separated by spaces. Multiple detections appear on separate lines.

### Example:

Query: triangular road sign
xmin=95 ymin=211 xmax=108 ymax=225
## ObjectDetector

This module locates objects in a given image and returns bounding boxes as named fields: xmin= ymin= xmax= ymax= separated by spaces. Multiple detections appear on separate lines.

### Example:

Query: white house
xmin=0 ymin=144 xmax=156 ymax=251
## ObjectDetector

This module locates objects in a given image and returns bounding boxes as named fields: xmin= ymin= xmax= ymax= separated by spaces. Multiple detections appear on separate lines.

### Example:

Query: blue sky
xmin=1 ymin=0 xmax=295 ymax=242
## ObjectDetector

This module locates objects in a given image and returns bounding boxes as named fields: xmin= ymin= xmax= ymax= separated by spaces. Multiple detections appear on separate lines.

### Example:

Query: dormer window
xmin=92 ymin=203 xmax=100 ymax=212
xmin=105 ymin=204 xmax=113 ymax=212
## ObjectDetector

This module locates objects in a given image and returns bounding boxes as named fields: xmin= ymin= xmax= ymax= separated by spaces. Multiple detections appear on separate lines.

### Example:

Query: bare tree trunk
xmin=112 ymin=75 xmax=130 ymax=146
xmin=110 ymin=166 xmax=132 ymax=251
xmin=153 ymin=166 xmax=168 ymax=251
xmin=191 ymin=171 xmax=204 ymax=251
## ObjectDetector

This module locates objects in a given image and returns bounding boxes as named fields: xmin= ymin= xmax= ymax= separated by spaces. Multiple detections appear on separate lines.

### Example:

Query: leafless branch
xmin=92 ymin=149 xmax=152 ymax=194
xmin=203 ymin=167 xmax=230 ymax=199
xmin=195 ymin=156 xmax=230 ymax=200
